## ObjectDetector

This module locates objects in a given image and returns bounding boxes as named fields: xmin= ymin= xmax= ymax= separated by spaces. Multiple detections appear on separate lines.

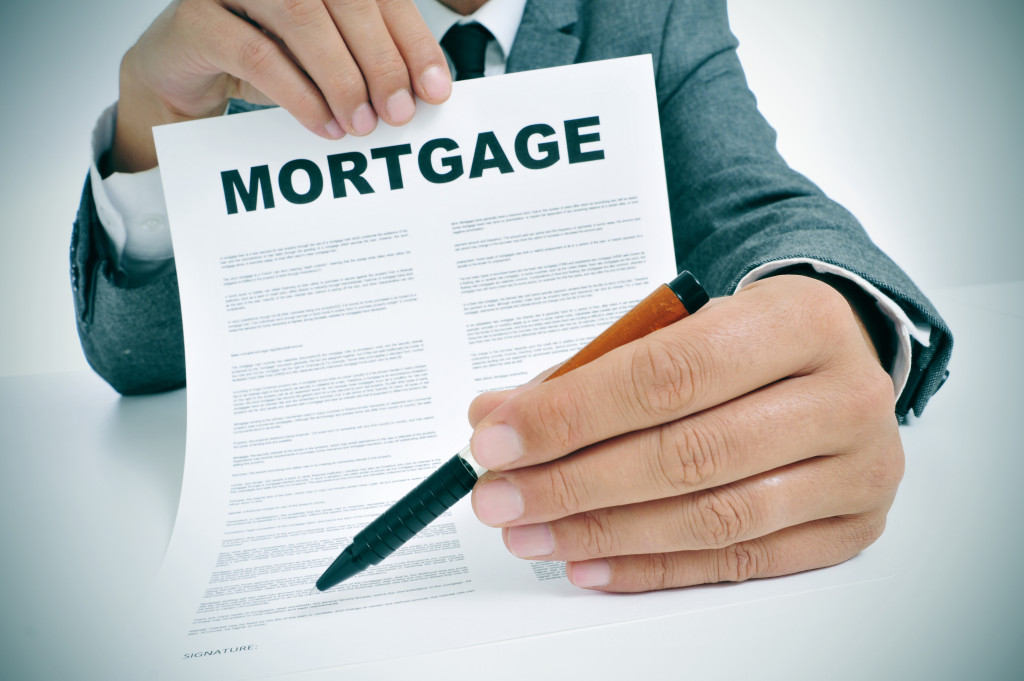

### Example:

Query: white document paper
xmin=137 ymin=56 xmax=884 ymax=681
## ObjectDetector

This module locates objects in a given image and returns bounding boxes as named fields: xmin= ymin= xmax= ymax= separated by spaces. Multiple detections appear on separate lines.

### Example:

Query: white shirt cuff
xmin=736 ymin=258 xmax=932 ymax=401
xmin=89 ymin=103 xmax=173 ymax=281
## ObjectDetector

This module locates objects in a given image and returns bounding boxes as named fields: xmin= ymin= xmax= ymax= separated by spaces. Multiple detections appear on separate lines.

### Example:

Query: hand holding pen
xmin=466 ymin=273 xmax=903 ymax=592
xmin=320 ymin=271 xmax=905 ymax=593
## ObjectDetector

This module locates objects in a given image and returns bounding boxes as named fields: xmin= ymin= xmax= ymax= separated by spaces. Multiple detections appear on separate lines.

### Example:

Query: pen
xmin=314 ymin=271 xmax=710 ymax=591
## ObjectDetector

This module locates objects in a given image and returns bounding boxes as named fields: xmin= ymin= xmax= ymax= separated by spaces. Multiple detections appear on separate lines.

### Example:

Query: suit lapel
xmin=506 ymin=0 xmax=582 ymax=73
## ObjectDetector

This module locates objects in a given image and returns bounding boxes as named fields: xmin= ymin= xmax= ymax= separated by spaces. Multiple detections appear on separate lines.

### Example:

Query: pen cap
xmin=666 ymin=271 xmax=710 ymax=315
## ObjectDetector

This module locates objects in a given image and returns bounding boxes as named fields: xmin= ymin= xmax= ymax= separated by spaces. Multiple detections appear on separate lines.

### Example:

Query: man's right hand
xmin=111 ymin=0 xmax=452 ymax=173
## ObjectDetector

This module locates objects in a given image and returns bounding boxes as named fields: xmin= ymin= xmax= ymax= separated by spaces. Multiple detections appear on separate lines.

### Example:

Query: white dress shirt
xmin=87 ymin=0 xmax=927 ymax=397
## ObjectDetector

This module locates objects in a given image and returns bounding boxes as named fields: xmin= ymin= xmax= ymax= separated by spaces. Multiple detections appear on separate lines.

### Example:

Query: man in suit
xmin=72 ymin=0 xmax=951 ymax=592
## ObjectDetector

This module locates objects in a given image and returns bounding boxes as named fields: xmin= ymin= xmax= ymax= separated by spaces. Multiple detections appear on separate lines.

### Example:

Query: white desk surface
xmin=3 ymin=282 xmax=1022 ymax=680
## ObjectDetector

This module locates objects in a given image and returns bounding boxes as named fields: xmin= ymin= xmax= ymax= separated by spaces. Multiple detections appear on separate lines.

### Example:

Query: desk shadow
xmin=100 ymin=388 xmax=187 ymax=528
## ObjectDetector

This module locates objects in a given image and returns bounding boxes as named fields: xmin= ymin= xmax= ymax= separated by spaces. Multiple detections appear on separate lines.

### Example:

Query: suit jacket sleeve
xmin=643 ymin=0 xmax=950 ymax=418
xmin=70 ymin=174 xmax=186 ymax=395
xmin=70 ymin=100 xmax=279 ymax=395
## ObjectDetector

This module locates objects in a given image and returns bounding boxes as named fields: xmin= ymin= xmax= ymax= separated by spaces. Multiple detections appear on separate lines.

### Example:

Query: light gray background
xmin=1 ymin=0 xmax=1021 ymax=380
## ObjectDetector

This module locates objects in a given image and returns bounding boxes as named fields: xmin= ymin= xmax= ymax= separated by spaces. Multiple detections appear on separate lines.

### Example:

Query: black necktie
xmin=441 ymin=22 xmax=493 ymax=81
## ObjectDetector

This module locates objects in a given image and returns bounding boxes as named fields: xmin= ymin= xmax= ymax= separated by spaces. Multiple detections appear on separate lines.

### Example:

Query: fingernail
xmin=568 ymin=559 xmax=611 ymax=588
xmin=473 ymin=478 xmax=524 ymax=525
xmin=351 ymin=103 xmax=377 ymax=136
xmin=507 ymin=524 xmax=555 ymax=558
xmin=421 ymin=65 xmax=451 ymax=101
xmin=325 ymin=118 xmax=345 ymax=139
xmin=386 ymin=89 xmax=415 ymax=125
xmin=472 ymin=424 xmax=523 ymax=469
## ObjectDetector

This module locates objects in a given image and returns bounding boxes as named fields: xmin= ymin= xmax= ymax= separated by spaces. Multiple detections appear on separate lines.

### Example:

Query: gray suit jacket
xmin=71 ymin=0 xmax=951 ymax=418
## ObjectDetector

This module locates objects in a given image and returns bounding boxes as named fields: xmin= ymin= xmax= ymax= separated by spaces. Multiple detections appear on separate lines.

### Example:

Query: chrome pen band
xmin=458 ymin=443 xmax=487 ymax=477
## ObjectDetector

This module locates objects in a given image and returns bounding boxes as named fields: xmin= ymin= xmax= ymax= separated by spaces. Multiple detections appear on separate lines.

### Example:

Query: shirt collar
xmin=414 ymin=0 xmax=526 ymax=62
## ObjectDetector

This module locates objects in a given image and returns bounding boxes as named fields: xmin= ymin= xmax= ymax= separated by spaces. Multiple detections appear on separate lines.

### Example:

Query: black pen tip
xmin=315 ymin=548 xmax=366 ymax=592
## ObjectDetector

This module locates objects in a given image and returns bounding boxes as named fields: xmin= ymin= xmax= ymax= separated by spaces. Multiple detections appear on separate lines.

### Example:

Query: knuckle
xmin=863 ymin=515 xmax=888 ymax=547
xmin=861 ymin=364 xmax=898 ymax=416
xmin=363 ymin=50 xmax=408 ymax=82
xmin=324 ymin=69 xmax=366 ymax=101
xmin=634 ymin=553 xmax=672 ymax=591
xmin=290 ymin=84 xmax=325 ymax=119
xmin=575 ymin=511 xmax=617 ymax=558
xmin=237 ymin=35 xmax=278 ymax=76
xmin=652 ymin=419 xmax=722 ymax=493
xmin=540 ymin=464 xmax=586 ymax=517
xmin=838 ymin=374 xmax=904 ymax=509
xmin=690 ymin=487 xmax=751 ymax=549
xmin=628 ymin=336 xmax=703 ymax=420
xmin=864 ymin=439 xmax=905 ymax=500
xmin=717 ymin=539 xmax=771 ymax=582
xmin=847 ymin=438 xmax=905 ymax=512
xmin=793 ymin=277 xmax=856 ymax=348
xmin=840 ymin=353 xmax=898 ymax=417
xmin=533 ymin=389 xmax=588 ymax=455
xmin=831 ymin=356 xmax=896 ymax=435
xmin=276 ymin=0 xmax=319 ymax=24
xmin=402 ymin=31 xmax=443 ymax=61
xmin=842 ymin=514 xmax=887 ymax=553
